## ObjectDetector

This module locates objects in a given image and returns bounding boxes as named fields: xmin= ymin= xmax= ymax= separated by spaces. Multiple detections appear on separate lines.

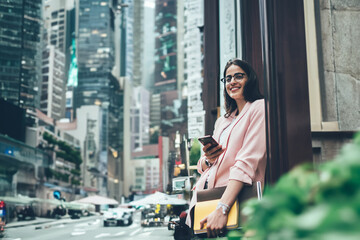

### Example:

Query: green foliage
xmin=42 ymin=132 xmax=56 ymax=150
xmin=42 ymin=132 xmax=83 ymax=184
xmin=55 ymin=150 xmax=82 ymax=170
xmin=51 ymin=169 xmax=70 ymax=183
xmin=240 ymin=132 xmax=360 ymax=240
xmin=42 ymin=132 xmax=82 ymax=169
xmin=43 ymin=132 xmax=57 ymax=145
xmin=70 ymin=169 xmax=81 ymax=176
xmin=190 ymin=138 xmax=201 ymax=166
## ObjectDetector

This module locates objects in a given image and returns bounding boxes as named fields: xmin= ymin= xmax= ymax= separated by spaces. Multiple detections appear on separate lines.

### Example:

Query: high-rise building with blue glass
xmin=75 ymin=0 xmax=116 ymax=108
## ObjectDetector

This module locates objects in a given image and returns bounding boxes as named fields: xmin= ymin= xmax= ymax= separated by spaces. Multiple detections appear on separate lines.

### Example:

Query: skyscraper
xmin=40 ymin=45 xmax=66 ymax=119
xmin=42 ymin=0 xmax=76 ymax=119
xmin=154 ymin=0 xmax=177 ymax=93
xmin=0 ymin=0 xmax=42 ymax=111
xmin=43 ymin=0 xmax=75 ymax=56
xmin=75 ymin=0 xmax=124 ymax=198
xmin=131 ymin=0 xmax=144 ymax=87
xmin=143 ymin=0 xmax=155 ymax=90
xmin=75 ymin=0 xmax=115 ymax=108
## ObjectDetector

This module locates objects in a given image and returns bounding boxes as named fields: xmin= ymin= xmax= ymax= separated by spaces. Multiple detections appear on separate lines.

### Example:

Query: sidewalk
xmin=6 ymin=214 xmax=100 ymax=229
xmin=6 ymin=217 xmax=58 ymax=229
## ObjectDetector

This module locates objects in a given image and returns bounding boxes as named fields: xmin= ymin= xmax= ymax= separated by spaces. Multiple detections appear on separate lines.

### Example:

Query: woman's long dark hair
xmin=223 ymin=59 xmax=264 ymax=118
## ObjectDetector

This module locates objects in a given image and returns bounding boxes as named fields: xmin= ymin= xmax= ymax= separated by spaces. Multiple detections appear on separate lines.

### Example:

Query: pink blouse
xmin=186 ymin=99 xmax=267 ymax=227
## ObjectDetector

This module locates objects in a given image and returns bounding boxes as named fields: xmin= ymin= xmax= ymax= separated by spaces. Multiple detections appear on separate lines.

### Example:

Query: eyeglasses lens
xmin=224 ymin=73 xmax=245 ymax=83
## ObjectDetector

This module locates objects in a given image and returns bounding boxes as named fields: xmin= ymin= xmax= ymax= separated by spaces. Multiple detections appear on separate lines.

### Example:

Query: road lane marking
xmin=75 ymin=223 xmax=89 ymax=227
xmin=129 ymin=228 xmax=141 ymax=236
xmin=95 ymin=233 xmax=111 ymax=238
xmin=114 ymin=231 xmax=125 ymax=236
xmin=73 ymin=228 xmax=86 ymax=232
xmin=139 ymin=232 xmax=152 ymax=237
xmin=129 ymin=223 xmax=139 ymax=228
xmin=71 ymin=231 xmax=86 ymax=236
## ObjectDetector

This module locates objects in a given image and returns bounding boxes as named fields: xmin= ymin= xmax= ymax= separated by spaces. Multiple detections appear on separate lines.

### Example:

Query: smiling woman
xmin=187 ymin=59 xmax=266 ymax=238
xmin=222 ymin=59 xmax=264 ymax=118
xmin=223 ymin=65 xmax=248 ymax=111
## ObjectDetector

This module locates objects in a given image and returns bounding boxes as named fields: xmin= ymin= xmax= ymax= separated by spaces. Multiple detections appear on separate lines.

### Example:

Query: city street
xmin=3 ymin=212 xmax=174 ymax=240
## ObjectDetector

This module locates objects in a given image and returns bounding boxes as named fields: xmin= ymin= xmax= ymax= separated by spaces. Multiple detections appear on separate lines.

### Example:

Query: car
xmin=68 ymin=209 xmax=81 ymax=219
xmin=141 ymin=212 xmax=163 ymax=227
xmin=103 ymin=208 xmax=133 ymax=227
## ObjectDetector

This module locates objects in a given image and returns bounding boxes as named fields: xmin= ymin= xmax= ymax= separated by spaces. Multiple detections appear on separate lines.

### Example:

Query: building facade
xmin=43 ymin=0 xmax=75 ymax=55
xmin=128 ymin=0 xmax=144 ymax=87
xmin=0 ymin=0 xmax=42 ymax=111
xmin=130 ymin=86 xmax=150 ymax=151
xmin=60 ymin=105 xmax=107 ymax=196
xmin=74 ymin=0 xmax=125 ymax=199
xmin=42 ymin=0 xmax=76 ymax=120
xmin=40 ymin=46 xmax=66 ymax=120
xmin=154 ymin=0 xmax=178 ymax=93
xmin=75 ymin=0 xmax=115 ymax=108
xmin=183 ymin=0 xmax=205 ymax=139
xmin=201 ymin=0 xmax=360 ymax=183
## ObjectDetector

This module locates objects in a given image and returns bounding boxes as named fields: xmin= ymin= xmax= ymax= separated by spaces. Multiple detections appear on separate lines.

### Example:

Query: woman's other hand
xmin=199 ymin=207 xmax=227 ymax=238
xmin=203 ymin=144 xmax=225 ymax=165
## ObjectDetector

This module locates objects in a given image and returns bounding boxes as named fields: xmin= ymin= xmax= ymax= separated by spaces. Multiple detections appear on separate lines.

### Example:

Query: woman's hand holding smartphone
xmin=198 ymin=135 xmax=225 ymax=166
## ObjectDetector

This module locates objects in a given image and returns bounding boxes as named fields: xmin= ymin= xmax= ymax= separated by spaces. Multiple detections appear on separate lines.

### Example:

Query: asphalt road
xmin=2 ymin=212 xmax=174 ymax=240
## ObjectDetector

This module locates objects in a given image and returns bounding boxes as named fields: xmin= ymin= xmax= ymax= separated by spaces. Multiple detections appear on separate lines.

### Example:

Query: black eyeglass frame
xmin=220 ymin=72 xmax=246 ymax=84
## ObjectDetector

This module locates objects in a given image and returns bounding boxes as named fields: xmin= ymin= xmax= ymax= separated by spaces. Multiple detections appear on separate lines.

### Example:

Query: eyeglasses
xmin=220 ymin=72 xmax=246 ymax=84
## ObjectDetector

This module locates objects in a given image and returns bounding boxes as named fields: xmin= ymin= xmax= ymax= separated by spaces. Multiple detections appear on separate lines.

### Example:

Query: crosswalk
xmin=3 ymin=225 xmax=170 ymax=240
xmin=4 ymin=214 xmax=172 ymax=239
xmin=69 ymin=218 xmax=170 ymax=239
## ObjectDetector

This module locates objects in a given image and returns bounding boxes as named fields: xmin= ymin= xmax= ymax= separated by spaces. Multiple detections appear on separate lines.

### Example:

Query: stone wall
xmin=318 ymin=0 xmax=360 ymax=130
xmin=312 ymin=132 xmax=354 ymax=164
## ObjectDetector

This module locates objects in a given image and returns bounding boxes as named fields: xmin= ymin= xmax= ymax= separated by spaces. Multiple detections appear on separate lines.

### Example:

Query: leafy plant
xmin=42 ymin=132 xmax=83 ymax=185
xmin=239 ymin=132 xmax=360 ymax=240
xmin=42 ymin=132 xmax=82 ymax=169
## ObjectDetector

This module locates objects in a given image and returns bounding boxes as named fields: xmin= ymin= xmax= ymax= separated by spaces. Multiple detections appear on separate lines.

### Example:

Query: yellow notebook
xmin=193 ymin=199 xmax=239 ymax=234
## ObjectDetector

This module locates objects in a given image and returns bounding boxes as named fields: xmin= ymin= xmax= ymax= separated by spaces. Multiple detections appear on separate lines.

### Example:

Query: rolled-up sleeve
xmin=228 ymin=103 xmax=266 ymax=185
xmin=197 ymin=155 xmax=207 ymax=174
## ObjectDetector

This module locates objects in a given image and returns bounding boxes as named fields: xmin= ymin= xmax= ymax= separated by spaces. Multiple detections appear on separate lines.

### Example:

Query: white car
xmin=103 ymin=208 xmax=133 ymax=227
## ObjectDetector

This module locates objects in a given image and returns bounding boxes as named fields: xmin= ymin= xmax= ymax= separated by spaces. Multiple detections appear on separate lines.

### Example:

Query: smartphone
xmin=198 ymin=135 xmax=219 ymax=151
